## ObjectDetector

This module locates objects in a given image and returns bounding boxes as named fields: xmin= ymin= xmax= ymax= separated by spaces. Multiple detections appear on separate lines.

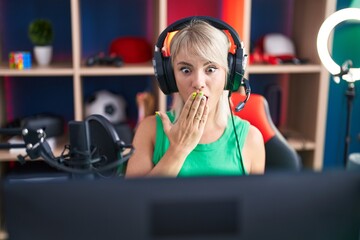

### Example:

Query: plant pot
xmin=34 ymin=46 xmax=52 ymax=66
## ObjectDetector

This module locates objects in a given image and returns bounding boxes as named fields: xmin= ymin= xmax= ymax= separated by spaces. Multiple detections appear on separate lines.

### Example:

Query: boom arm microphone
xmin=1 ymin=114 xmax=134 ymax=176
xmin=235 ymin=78 xmax=251 ymax=112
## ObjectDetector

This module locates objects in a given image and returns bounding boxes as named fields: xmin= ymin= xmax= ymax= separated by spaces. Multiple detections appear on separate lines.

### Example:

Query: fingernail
xmin=198 ymin=92 xmax=204 ymax=97
xmin=155 ymin=111 xmax=160 ymax=116
xmin=191 ymin=92 xmax=197 ymax=99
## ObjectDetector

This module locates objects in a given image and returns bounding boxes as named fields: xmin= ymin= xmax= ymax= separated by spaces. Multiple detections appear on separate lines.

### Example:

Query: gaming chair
xmin=231 ymin=92 xmax=302 ymax=171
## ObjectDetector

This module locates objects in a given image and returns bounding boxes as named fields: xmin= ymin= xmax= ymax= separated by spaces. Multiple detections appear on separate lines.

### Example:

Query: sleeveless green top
xmin=153 ymin=111 xmax=250 ymax=177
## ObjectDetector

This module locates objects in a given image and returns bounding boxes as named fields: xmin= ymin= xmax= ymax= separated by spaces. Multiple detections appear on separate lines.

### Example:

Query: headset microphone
xmin=235 ymin=78 xmax=251 ymax=112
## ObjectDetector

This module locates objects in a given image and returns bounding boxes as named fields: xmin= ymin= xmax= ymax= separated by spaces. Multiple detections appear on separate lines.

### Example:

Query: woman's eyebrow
xmin=176 ymin=61 xmax=213 ymax=67
xmin=176 ymin=61 xmax=192 ymax=66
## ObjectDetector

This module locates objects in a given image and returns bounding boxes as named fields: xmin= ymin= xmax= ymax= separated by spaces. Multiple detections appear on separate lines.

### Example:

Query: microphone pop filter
xmin=68 ymin=114 xmax=130 ymax=172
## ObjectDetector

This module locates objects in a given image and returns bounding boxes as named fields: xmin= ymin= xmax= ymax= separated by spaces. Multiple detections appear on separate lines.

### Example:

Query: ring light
xmin=317 ymin=7 xmax=360 ymax=167
xmin=317 ymin=8 xmax=360 ymax=83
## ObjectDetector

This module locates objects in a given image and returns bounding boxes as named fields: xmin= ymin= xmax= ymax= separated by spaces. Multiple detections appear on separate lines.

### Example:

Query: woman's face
xmin=173 ymin=48 xmax=226 ymax=112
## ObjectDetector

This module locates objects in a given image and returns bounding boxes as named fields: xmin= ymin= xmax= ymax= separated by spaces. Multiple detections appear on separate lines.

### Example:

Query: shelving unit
xmin=0 ymin=0 xmax=336 ymax=163
xmin=0 ymin=0 xmax=339 ymax=237
xmin=0 ymin=0 xmax=337 ymax=168
xmin=246 ymin=0 xmax=336 ymax=170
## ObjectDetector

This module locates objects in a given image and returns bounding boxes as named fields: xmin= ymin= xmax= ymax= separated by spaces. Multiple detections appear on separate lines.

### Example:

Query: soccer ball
xmin=84 ymin=90 xmax=127 ymax=124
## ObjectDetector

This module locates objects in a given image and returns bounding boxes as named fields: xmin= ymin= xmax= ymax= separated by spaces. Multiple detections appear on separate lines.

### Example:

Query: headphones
xmin=153 ymin=16 xmax=250 ymax=111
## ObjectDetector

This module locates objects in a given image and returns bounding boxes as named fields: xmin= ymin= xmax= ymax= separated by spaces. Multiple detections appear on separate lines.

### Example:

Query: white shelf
xmin=79 ymin=62 xmax=154 ymax=76
xmin=0 ymin=63 xmax=74 ymax=76
xmin=288 ymin=138 xmax=316 ymax=151
xmin=248 ymin=64 xmax=322 ymax=74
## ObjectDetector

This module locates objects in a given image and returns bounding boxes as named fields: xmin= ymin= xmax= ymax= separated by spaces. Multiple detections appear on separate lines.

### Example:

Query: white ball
xmin=85 ymin=90 xmax=126 ymax=124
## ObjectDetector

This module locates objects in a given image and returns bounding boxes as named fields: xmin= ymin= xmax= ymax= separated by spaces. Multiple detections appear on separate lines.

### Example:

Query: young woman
xmin=125 ymin=18 xmax=265 ymax=177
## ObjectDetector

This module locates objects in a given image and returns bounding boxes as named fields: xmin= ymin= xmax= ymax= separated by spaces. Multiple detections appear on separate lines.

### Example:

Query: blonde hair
xmin=169 ymin=19 xmax=231 ymax=126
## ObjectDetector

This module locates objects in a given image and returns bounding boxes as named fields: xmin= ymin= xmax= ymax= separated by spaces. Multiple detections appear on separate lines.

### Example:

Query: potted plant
xmin=28 ymin=19 xmax=54 ymax=66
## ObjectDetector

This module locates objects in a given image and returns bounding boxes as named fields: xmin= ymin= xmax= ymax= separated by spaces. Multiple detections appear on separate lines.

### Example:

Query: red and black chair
xmin=231 ymin=93 xmax=302 ymax=171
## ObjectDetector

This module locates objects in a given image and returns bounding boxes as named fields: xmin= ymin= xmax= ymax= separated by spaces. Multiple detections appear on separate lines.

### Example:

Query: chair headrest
xmin=231 ymin=93 xmax=275 ymax=142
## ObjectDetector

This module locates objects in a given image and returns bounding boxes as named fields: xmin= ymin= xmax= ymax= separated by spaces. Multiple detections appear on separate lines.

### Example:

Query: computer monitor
xmin=2 ymin=170 xmax=360 ymax=240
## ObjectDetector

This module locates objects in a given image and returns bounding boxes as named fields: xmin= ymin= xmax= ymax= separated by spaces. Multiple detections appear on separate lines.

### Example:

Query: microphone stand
xmin=335 ymin=60 xmax=357 ymax=167
xmin=0 ymin=127 xmax=54 ymax=165
xmin=344 ymin=81 xmax=355 ymax=167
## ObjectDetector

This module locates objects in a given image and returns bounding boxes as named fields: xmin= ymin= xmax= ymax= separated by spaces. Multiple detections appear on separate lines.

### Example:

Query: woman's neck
xmin=200 ymin=111 xmax=227 ymax=144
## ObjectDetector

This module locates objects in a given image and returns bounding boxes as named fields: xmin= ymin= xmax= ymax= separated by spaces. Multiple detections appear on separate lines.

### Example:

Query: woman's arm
xmin=126 ymin=92 xmax=208 ymax=177
xmin=125 ymin=116 xmax=157 ymax=177
xmin=125 ymin=114 xmax=190 ymax=177
xmin=243 ymin=125 xmax=265 ymax=174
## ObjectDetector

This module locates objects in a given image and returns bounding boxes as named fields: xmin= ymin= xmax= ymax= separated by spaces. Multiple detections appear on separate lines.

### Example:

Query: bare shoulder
xmin=244 ymin=124 xmax=265 ymax=174
xmin=134 ymin=115 xmax=157 ymax=141
xmin=125 ymin=115 xmax=157 ymax=177
xmin=247 ymin=125 xmax=264 ymax=145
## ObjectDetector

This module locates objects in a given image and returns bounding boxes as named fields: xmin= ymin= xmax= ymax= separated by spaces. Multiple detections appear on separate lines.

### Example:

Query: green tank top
xmin=153 ymin=111 xmax=250 ymax=177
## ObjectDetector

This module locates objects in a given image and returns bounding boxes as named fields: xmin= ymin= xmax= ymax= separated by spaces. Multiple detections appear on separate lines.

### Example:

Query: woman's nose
xmin=192 ymin=71 xmax=206 ymax=90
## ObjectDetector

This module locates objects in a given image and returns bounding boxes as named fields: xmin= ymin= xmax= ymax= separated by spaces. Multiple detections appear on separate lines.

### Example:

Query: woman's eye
xmin=207 ymin=66 xmax=217 ymax=73
xmin=180 ymin=67 xmax=190 ymax=73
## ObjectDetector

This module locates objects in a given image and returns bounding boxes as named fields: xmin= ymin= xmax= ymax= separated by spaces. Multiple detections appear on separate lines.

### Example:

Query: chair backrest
xmin=231 ymin=92 xmax=302 ymax=171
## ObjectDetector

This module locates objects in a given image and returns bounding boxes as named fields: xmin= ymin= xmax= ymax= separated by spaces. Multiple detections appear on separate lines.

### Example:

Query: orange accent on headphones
xmin=162 ymin=31 xmax=178 ymax=57
xmin=224 ymin=30 xmax=237 ymax=55
xmin=161 ymin=30 xmax=237 ymax=57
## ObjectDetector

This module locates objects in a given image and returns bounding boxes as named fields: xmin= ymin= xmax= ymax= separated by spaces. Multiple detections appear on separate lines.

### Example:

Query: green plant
xmin=28 ymin=19 xmax=53 ymax=46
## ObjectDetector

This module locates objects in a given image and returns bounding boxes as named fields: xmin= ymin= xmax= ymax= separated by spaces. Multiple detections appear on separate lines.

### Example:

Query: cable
xmin=228 ymin=95 xmax=246 ymax=175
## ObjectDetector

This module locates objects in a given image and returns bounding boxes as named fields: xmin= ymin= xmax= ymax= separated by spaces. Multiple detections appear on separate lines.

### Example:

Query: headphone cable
xmin=228 ymin=95 xmax=246 ymax=175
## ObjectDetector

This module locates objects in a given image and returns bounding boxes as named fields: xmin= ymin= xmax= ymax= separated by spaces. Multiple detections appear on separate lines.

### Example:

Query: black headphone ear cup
xmin=153 ymin=51 xmax=170 ymax=94
xmin=233 ymin=48 xmax=245 ymax=92
xmin=164 ymin=57 xmax=178 ymax=94
xmin=226 ymin=50 xmax=245 ymax=92
xmin=226 ymin=53 xmax=235 ymax=92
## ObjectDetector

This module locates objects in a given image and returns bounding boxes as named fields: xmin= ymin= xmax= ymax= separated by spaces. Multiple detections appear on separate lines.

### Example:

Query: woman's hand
xmin=158 ymin=91 xmax=208 ymax=155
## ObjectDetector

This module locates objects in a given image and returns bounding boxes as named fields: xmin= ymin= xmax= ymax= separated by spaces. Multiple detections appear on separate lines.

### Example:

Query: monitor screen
xmin=2 ymin=170 xmax=360 ymax=240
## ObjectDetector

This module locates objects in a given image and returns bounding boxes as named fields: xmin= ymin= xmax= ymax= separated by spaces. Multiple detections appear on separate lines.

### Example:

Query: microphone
xmin=235 ymin=78 xmax=251 ymax=112
xmin=1 ymin=114 xmax=134 ymax=176
xmin=235 ymin=102 xmax=246 ymax=112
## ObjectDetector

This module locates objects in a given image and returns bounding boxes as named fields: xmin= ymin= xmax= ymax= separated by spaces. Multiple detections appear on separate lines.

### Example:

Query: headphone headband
xmin=155 ymin=16 xmax=243 ymax=51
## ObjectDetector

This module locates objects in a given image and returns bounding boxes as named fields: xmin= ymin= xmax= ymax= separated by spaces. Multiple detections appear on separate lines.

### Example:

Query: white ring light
xmin=317 ymin=8 xmax=360 ymax=83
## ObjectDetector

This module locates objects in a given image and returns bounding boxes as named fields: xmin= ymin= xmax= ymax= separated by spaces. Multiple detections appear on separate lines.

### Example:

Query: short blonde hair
xmin=170 ymin=19 xmax=231 ymax=126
